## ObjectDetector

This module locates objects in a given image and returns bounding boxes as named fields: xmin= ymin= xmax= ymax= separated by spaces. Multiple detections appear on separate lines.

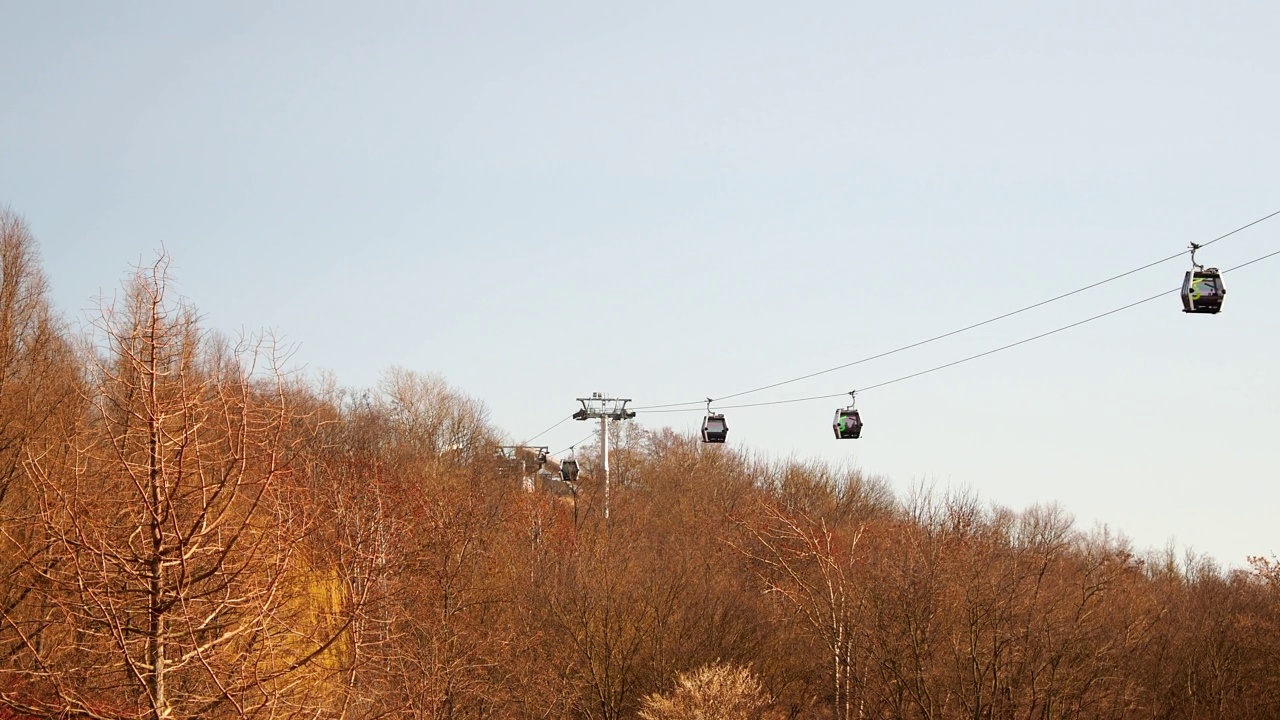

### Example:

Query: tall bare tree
xmin=738 ymin=500 xmax=867 ymax=720
xmin=6 ymin=255 xmax=347 ymax=720
xmin=0 ymin=209 xmax=81 ymax=716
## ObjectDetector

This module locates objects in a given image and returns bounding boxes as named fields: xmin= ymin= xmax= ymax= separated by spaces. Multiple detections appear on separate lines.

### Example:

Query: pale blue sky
xmin=3 ymin=1 xmax=1278 ymax=566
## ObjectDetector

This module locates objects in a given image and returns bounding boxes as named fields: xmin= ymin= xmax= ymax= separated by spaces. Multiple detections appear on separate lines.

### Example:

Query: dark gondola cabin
xmin=701 ymin=413 xmax=728 ymax=444
xmin=1181 ymin=268 xmax=1224 ymax=314
xmin=560 ymin=458 xmax=579 ymax=483
xmin=833 ymin=408 xmax=862 ymax=439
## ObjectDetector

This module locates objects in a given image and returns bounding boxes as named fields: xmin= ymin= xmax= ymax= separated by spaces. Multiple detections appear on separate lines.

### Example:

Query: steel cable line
xmin=638 ymin=246 xmax=1280 ymax=415
xmin=554 ymin=432 xmax=597 ymax=457
xmin=524 ymin=414 xmax=574 ymax=444
xmin=632 ymin=209 xmax=1280 ymax=411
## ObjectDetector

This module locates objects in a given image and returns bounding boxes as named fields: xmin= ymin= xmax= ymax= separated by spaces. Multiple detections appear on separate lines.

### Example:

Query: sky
xmin=3 ymin=1 xmax=1279 ymax=568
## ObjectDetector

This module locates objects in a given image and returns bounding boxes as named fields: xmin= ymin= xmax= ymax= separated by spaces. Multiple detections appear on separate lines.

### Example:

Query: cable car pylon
xmin=571 ymin=393 xmax=635 ymax=521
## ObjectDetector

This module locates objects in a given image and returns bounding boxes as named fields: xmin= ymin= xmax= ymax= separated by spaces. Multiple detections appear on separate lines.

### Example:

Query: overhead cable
xmin=639 ymin=246 xmax=1280 ymax=415
xmin=554 ymin=431 xmax=596 ymax=456
xmin=632 ymin=208 xmax=1280 ymax=411
xmin=524 ymin=414 xmax=573 ymax=444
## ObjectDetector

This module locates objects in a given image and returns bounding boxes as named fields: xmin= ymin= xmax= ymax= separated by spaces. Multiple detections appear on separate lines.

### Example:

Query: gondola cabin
xmin=1181 ymin=268 xmax=1224 ymax=314
xmin=701 ymin=413 xmax=728 ymax=444
xmin=560 ymin=458 xmax=579 ymax=483
xmin=833 ymin=408 xmax=863 ymax=439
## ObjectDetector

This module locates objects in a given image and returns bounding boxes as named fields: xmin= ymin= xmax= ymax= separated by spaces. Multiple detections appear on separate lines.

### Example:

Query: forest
xmin=1 ymin=207 xmax=1278 ymax=720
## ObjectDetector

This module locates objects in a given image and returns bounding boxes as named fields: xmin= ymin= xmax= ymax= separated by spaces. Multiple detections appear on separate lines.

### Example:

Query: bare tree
xmin=638 ymin=662 xmax=772 ymax=720
xmin=6 ymin=255 xmax=348 ymax=720
xmin=738 ymin=500 xmax=866 ymax=720
xmin=0 ymin=209 xmax=81 ymax=715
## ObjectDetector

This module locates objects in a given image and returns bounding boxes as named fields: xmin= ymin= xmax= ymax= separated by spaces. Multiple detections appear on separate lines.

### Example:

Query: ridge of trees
xmin=1 ymin=208 xmax=1278 ymax=719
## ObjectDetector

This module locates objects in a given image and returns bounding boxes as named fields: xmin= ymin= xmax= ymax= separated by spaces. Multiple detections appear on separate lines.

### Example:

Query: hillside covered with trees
xmin=2 ymin=208 xmax=1278 ymax=720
